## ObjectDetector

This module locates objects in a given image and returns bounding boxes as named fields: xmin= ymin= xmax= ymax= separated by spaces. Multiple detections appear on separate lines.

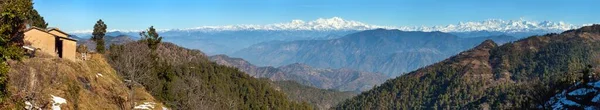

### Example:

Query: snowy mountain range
xmin=68 ymin=17 xmax=593 ymax=56
xmin=404 ymin=19 xmax=581 ymax=33
xmin=70 ymin=17 xmax=587 ymax=34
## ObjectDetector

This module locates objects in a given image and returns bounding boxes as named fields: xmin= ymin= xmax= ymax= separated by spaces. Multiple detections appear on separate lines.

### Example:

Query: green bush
xmin=0 ymin=0 xmax=47 ymax=103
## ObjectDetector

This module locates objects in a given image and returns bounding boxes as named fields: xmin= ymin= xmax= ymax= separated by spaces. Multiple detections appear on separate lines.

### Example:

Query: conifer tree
xmin=0 ymin=0 xmax=47 ymax=102
xmin=582 ymin=65 xmax=593 ymax=84
xmin=92 ymin=19 xmax=107 ymax=53
xmin=139 ymin=26 xmax=162 ymax=50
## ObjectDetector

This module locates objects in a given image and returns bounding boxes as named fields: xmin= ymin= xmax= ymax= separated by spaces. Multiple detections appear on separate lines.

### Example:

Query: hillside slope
xmin=4 ymin=53 xmax=164 ymax=109
xmin=335 ymin=25 xmax=600 ymax=109
xmin=269 ymin=80 xmax=356 ymax=110
xmin=210 ymin=55 xmax=387 ymax=92
xmin=107 ymin=42 xmax=312 ymax=109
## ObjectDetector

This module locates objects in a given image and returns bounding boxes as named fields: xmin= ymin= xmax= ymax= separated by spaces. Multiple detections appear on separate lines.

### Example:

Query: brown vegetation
xmin=5 ymin=53 xmax=164 ymax=109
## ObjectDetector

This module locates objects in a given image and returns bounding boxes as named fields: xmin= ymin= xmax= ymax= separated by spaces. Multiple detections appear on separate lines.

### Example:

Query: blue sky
xmin=33 ymin=0 xmax=600 ymax=32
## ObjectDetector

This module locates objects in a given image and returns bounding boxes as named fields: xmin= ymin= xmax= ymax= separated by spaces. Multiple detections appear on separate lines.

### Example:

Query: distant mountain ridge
xmin=72 ymin=29 xmax=357 ymax=55
xmin=68 ymin=18 xmax=587 ymax=55
xmin=70 ymin=17 xmax=584 ymax=33
xmin=209 ymin=55 xmax=387 ymax=92
xmin=233 ymin=29 xmax=518 ymax=77
xmin=74 ymin=34 xmax=135 ymax=52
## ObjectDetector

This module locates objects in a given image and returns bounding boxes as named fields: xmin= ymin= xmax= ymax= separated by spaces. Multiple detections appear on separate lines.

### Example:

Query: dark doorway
xmin=55 ymin=38 xmax=63 ymax=58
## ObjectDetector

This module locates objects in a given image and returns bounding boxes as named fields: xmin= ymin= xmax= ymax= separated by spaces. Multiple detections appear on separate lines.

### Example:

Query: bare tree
xmin=107 ymin=42 xmax=153 ymax=109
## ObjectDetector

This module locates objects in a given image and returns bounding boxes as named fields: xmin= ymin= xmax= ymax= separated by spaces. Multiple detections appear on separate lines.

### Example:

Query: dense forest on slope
xmin=269 ymin=80 xmax=356 ymax=110
xmin=210 ymin=55 xmax=387 ymax=92
xmin=233 ymin=29 xmax=517 ymax=77
xmin=107 ymin=41 xmax=312 ymax=109
xmin=335 ymin=25 xmax=600 ymax=109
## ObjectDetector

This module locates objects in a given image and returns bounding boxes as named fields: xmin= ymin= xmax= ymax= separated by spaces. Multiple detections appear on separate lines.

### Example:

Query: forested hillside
xmin=210 ymin=55 xmax=387 ymax=92
xmin=269 ymin=80 xmax=356 ymax=110
xmin=107 ymin=41 xmax=312 ymax=109
xmin=335 ymin=25 xmax=600 ymax=109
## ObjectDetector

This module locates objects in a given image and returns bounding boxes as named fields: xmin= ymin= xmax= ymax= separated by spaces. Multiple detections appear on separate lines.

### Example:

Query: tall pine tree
xmin=139 ymin=26 xmax=162 ymax=50
xmin=92 ymin=19 xmax=107 ymax=53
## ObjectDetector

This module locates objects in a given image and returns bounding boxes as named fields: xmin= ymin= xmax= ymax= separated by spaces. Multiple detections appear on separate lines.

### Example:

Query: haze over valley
xmin=70 ymin=17 xmax=584 ymax=77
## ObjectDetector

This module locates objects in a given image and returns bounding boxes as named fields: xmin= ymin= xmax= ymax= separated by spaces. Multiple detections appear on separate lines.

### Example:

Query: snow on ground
xmin=51 ymin=95 xmax=67 ymax=110
xmin=134 ymin=102 xmax=156 ymax=110
xmin=593 ymin=94 xmax=600 ymax=102
xmin=550 ymin=91 xmax=581 ymax=109
xmin=586 ymin=106 xmax=599 ymax=110
xmin=25 ymin=101 xmax=32 ymax=110
xmin=568 ymin=88 xmax=597 ymax=96
xmin=548 ymin=81 xmax=600 ymax=109
xmin=96 ymin=73 xmax=104 ymax=77
xmin=588 ymin=81 xmax=600 ymax=88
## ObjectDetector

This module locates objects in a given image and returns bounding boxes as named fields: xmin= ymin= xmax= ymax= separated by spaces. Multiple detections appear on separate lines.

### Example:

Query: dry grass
xmin=6 ymin=53 xmax=165 ymax=110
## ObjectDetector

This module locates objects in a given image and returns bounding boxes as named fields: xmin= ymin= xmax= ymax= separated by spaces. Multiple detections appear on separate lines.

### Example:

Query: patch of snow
xmin=22 ymin=46 xmax=35 ymax=51
xmin=568 ymin=88 xmax=597 ymax=96
xmin=588 ymin=81 xmax=600 ymax=88
xmin=560 ymin=98 xmax=580 ymax=106
xmin=162 ymin=106 xmax=169 ymax=110
xmin=593 ymin=94 xmax=600 ymax=102
xmin=585 ymin=106 xmax=599 ymax=110
xmin=548 ymin=91 xmax=563 ymax=108
xmin=51 ymin=95 xmax=67 ymax=110
xmin=25 ymin=101 xmax=33 ymax=110
xmin=134 ymin=102 xmax=156 ymax=110
xmin=96 ymin=73 xmax=103 ymax=77
xmin=550 ymin=91 xmax=581 ymax=109
xmin=548 ymin=81 xmax=600 ymax=109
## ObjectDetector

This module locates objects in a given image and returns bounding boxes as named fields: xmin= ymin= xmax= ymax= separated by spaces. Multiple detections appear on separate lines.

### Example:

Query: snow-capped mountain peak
xmin=409 ymin=19 xmax=579 ymax=33
xmin=182 ymin=17 xmax=387 ymax=31
xmin=69 ymin=17 xmax=591 ymax=34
